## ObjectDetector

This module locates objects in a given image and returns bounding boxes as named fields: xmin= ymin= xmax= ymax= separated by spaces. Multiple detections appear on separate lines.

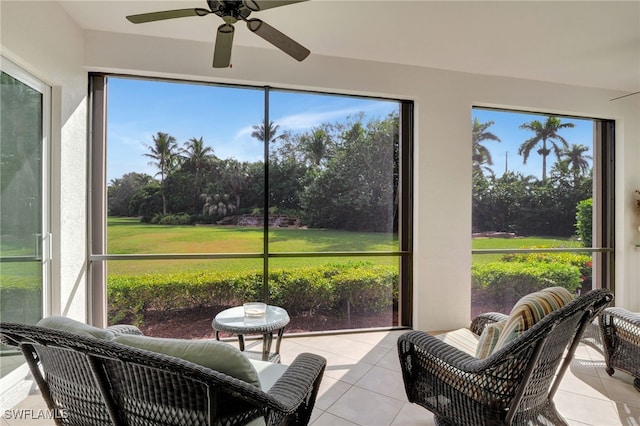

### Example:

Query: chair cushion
xmin=37 ymin=316 xmax=115 ymax=340
xmin=434 ymin=328 xmax=479 ymax=357
xmin=492 ymin=286 xmax=574 ymax=353
xmin=475 ymin=319 xmax=506 ymax=359
xmin=113 ymin=334 xmax=261 ymax=388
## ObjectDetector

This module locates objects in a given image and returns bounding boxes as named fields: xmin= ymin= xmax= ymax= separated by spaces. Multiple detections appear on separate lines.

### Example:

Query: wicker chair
xmin=397 ymin=288 xmax=613 ymax=426
xmin=0 ymin=322 xmax=326 ymax=426
xmin=600 ymin=307 xmax=640 ymax=391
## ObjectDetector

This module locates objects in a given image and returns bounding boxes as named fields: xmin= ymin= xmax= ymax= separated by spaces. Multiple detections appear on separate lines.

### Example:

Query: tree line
xmin=472 ymin=116 xmax=592 ymax=237
xmin=108 ymin=112 xmax=592 ymax=237
xmin=108 ymin=112 xmax=399 ymax=232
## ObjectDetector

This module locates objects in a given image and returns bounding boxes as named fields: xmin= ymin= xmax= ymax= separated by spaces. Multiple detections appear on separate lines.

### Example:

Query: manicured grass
xmin=472 ymin=236 xmax=582 ymax=264
xmin=107 ymin=217 xmax=398 ymax=275
xmin=106 ymin=218 xmax=580 ymax=274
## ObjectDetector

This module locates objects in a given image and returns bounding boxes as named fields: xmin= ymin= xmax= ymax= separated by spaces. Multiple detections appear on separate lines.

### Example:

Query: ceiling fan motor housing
xmin=209 ymin=0 xmax=252 ymax=22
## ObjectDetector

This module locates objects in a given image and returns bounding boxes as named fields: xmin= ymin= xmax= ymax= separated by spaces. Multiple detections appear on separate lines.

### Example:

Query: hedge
xmin=107 ymin=262 xmax=399 ymax=325
xmin=471 ymin=260 xmax=582 ymax=309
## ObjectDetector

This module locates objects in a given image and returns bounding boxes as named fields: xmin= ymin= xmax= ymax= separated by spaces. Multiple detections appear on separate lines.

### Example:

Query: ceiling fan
xmin=126 ymin=0 xmax=310 ymax=68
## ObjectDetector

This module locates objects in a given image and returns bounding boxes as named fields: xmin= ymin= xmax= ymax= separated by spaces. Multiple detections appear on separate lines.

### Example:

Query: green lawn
xmin=107 ymin=217 xmax=398 ymax=275
xmin=472 ymin=236 xmax=581 ymax=264
xmin=105 ymin=218 xmax=579 ymax=274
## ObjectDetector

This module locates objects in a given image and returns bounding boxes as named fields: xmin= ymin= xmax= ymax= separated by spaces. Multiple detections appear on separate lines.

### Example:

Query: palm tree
xmin=181 ymin=136 xmax=215 ymax=211
xmin=472 ymin=118 xmax=501 ymax=175
xmin=518 ymin=116 xmax=574 ymax=181
xmin=144 ymin=131 xmax=178 ymax=214
xmin=301 ymin=128 xmax=332 ymax=167
xmin=561 ymin=143 xmax=592 ymax=182
xmin=251 ymin=121 xmax=282 ymax=143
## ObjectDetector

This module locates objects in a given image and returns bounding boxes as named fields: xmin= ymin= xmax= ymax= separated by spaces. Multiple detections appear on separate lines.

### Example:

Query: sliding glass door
xmin=0 ymin=58 xmax=50 ymax=370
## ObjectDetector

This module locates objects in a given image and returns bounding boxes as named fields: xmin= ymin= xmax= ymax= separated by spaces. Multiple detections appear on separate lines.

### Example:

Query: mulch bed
xmin=138 ymin=306 xmax=397 ymax=339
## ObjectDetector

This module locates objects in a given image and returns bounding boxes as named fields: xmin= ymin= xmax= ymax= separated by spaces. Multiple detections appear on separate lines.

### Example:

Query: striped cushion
xmin=492 ymin=287 xmax=575 ymax=353
xmin=475 ymin=319 xmax=506 ymax=359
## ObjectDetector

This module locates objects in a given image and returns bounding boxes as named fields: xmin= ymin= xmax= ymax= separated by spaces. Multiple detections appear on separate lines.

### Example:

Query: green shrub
xmin=108 ymin=271 xmax=261 ymax=324
xmin=268 ymin=268 xmax=335 ymax=315
xmin=333 ymin=266 xmax=396 ymax=315
xmin=158 ymin=213 xmax=191 ymax=225
xmin=107 ymin=263 xmax=398 ymax=326
xmin=471 ymin=260 xmax=582 ymax=309
xmin=575 ymin=198 xmax=593 ymax=246
xmin=501 ymin=251 xmax=592 ymax=284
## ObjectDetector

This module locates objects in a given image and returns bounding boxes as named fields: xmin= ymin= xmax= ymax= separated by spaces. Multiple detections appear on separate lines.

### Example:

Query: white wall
xmin=1 ymin=1 xmax=638 ymax=333
xmin=1 ymin=1 xmax=89 ymax=321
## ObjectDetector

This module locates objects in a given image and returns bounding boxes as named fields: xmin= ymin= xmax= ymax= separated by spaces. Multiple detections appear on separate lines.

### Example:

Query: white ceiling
xmin=59 ymin=0 xmax=640 ymax=93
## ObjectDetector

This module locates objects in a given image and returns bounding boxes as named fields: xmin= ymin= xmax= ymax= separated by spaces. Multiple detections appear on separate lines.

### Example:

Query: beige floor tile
xmin=559 ymin=369 xmax=610 ymax=400
xmin=569 ymin=356 xmax=604 ymax=378
xmin=555 ymin=389 xmax=622 ymax=426
xmin=612 ymin=402 xmax=640 ymax=425
xmin=341 ymin=330 xmax=403 ymax=350
xmin=314 ymin=376 xmax=352 ymax=410
xmin=309 ymin=407 xmax=324 ymax=424
xmin=599 ymin=373 xmax=640 ymax=409
xmin=322 ymin=354 xmax=374 ymax=385
xmin=375 ymin=347 xmax=402 ymax=372
xmin=312 ymin=412 xmax=359 ymax=425
xmin=2 ymin=394 xmax=55 ymax=426
xmin=355 ymin=365 xmax=408 ymax=402
xmin=390 ymin=403 xmax=436 ymax=426
xmin=326 ymin=386 xmax=405 ymax=426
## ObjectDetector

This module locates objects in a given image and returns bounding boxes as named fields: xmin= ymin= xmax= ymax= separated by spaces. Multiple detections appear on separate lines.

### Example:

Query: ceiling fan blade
xmin=609 ymin=91 xmax=640 ymax=101
xmin=246 ymin=19 xmax=310 ymax=62
xmin=242 ymin=0 xmax=308 ymax=12
xmin=213 ymin=24 xmax=235 ymax=68
xmin=126 ymin=8 xmax=211 ymax=24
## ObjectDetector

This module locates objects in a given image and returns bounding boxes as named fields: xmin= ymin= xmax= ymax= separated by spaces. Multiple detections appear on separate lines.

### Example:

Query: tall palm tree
xmin=251 ymin=121 xmax=282 ymax=143
xmin=181 ymin=136 xmax=215 ymax=211
xmin=144 ymin=131 xmax=177 ymax=214
xmin=472 ymin=118 xmax=501 ymax=175
xmin=518 ymin=116 xmax=574 ymax=181
xmin=561 ymin=143 xmax=592 ymax=182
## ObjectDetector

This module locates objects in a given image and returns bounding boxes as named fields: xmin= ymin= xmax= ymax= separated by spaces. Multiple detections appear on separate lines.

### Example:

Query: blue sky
xmin=106 ymin=77 xmax=594 ymax=182
xmin=106 ymin=77 xmax=398 ymax=182
xmin=472 ymin=108 xmax=593 ymax=179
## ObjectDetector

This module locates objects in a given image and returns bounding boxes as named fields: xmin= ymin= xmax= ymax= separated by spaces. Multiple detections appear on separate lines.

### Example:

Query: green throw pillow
xmin=37 ymin=316 xmax=114 ymax=340
xmin=113 ymin=334 xmax=261 ymax=388
xmin=492 ymin=286 xmax=575 ymax=353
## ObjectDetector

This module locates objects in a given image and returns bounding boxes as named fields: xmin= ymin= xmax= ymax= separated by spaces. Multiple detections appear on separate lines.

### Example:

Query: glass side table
xmin=212 ymin=305 xmax=290 ymax=362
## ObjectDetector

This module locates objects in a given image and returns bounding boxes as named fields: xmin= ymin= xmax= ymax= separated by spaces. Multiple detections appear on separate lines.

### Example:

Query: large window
xmin=90 ymin=75 xmax=413 ymax=337
xmin=471 ymin=107 xmax=613 ymax=316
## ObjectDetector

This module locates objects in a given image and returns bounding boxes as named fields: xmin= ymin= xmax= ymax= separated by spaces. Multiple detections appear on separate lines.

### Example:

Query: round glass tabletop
xmin=212 ymin=305 xmax=290 ymax=334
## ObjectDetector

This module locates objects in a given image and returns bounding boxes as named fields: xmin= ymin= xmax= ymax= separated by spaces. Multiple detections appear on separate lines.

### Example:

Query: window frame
xmin=88 ymin=73 xmax=414 ymax=330
xmin=470 ymin=106 xmax=615 ymax=308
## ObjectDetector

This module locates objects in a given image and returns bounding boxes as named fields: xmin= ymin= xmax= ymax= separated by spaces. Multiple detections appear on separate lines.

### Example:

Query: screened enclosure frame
xmin=88 ymin=73 xmax=414 ymax=330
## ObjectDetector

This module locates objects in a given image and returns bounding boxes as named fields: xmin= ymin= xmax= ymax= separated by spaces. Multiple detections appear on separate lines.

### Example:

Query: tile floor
xmin=3 ymin=329 xmax=639 ymax=426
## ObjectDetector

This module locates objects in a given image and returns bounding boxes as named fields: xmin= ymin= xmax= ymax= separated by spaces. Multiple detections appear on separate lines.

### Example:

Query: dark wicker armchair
xmin=398 ymin=288 xmax=613 ymax=426
xmin=600 ymin=307 xmax=640 ymax=391
xmin=0 ymin=322 xmax=326 ymax=426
